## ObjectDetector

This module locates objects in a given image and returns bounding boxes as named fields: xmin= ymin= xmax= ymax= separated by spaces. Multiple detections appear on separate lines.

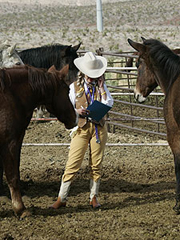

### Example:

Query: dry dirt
xmin=1 ymin=0 xmax=180 ymax=239
xmin=0 ymin=119 xmax=179 ymax=240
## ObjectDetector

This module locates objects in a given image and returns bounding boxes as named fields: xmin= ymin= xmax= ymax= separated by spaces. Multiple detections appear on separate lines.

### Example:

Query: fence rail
xmin=22 ymin=142 xmax=169 ymax=147
xmin=25 ymin=49 xmax=167 ymax=147
xmin=94 ymin=49 xmax=166 ymax=138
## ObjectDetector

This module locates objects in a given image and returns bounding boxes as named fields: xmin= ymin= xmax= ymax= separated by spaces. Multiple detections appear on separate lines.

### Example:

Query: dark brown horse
xmin=125 ymin=51 xmax=159 ymax=101
xmin=18 ymin=43 xmax=81 ymax=85
xmin=0 ymin=65 xmax=77 ymax=218
xmin=128 ymin=37 xmax=180 ymax=214
xmin=19 ymin=43 xmax=81 ymax=118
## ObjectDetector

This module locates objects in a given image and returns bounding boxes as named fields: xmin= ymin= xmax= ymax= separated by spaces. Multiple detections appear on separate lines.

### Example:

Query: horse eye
xmin=15 ymin=62 xmax=21 ymax=65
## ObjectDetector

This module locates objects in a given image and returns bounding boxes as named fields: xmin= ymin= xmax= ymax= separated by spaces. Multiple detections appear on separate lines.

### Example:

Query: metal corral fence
xmin=23 ymin=49 xmax=167 ymax=148
xmin=86 ymin=48 xmax=166 ymax=139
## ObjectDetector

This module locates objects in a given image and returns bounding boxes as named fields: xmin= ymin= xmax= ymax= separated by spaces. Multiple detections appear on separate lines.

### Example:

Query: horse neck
xmin=28 ymin=68 xmax=56 ymax=105
xmin=151 ymin=49 xmax=180 ymax=96
xmin=8 ymin=67 xmax=53 ymax=111
xmin=153 ymin=70 xmax=168 ymax=95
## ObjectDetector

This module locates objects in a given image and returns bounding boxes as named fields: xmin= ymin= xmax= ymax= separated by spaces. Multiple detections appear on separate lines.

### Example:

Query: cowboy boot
xmin=50 ymin=180 xmax=71 ymax=209
xmin=89 ymin=179 xmax=101 ymax=208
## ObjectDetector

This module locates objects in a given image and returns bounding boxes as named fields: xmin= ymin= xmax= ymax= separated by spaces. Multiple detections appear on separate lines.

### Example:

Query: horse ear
xmin=141 ymin=37 xmax=146 ymax=43
xmin=128 ymin=39 xmax=146 ymax=53
xmin=63 ymin=43 xmax=81 ymax=56
xmin=73 ymin=42 xmax=82 ymax=51
xmin=59 ymin=65 xmax=72 ymax=86
xmin=8 ymin=44 xmax=17 ymax=56
xmin=48 ymin=65 xmax=56 ymax=72
xmin=59 ymin=64 xmax=69 ymax=77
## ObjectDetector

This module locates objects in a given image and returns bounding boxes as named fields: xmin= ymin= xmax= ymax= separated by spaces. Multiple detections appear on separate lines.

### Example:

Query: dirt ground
xmin=1 ymin=0 xmax=180 ymax=239
xmin=0 ymin=119 xmax=179 ymax=240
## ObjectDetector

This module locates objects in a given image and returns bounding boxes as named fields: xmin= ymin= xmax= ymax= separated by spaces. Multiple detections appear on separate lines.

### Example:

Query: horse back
xmin=18 ymin=44 xmax=78 ymax=70
xmin=0 ymin=66 xmax=27 ymax=86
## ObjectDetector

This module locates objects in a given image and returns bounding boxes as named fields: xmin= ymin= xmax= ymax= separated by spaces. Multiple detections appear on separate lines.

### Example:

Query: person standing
xmin=50 ymin=52 xmax=113 ymax=209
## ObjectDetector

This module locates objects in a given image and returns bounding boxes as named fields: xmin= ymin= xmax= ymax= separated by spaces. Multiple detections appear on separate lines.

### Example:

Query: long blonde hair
xmin=76 ymin=71 xmax=85 ymax=98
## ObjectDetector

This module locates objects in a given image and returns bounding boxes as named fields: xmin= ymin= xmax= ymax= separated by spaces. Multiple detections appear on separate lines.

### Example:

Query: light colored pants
xmin=62 ymin=122 xmax=108 ymax=183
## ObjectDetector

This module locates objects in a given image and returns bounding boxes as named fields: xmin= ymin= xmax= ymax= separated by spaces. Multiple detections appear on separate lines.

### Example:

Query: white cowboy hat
xmin=74 ymin=52 xmax=107 ymax=78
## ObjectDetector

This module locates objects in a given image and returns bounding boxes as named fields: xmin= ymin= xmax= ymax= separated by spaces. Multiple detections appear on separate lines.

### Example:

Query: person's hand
xmin=76 ymin=107 xmax=90 ymax=117
xmin=98 ymin=74 xmax=105 ymax=88
xmin=98 ymin=74 xmax=106 ymax=99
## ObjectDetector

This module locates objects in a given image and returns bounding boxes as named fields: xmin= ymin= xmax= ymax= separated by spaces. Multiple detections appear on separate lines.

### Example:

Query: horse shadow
xmin=2 ymin=177 xmax=175 ymax=196
xmin=0 ymin=177 xmax=176 ymax=218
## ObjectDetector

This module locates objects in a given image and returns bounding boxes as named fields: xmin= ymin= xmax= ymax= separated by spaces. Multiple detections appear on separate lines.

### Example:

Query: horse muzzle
xmin=134 ymin=91 xmax=146 ymax=103
xmin=65 ymin=112 xmax=79 ymax=130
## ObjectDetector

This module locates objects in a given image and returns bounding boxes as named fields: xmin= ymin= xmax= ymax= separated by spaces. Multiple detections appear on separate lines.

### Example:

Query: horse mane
xmin=19 ymin=44 xmax=73 ymax=70
xmin=0 ymin=65 xmax=63 ymax=97
xmin=144 ymin=39 xmax=180 ymax=89
xmin=27 ymin=65 xmax=61 ymax=97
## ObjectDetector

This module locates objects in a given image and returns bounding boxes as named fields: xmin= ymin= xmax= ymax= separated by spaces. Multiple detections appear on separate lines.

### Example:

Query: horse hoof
xmin=173 ymin=204 xmax=180 ymax=215
xmin=19 ymin=210 xmax=32 ymax=220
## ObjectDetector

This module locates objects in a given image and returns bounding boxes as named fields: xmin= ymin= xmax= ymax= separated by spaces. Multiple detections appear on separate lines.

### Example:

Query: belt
xmin=79 ymin=116 xmax=100 ymax=125
xmin=79 ymin=116 xmax=100 ymax=143
xmin=87 ymin=117 xmax=100 ymax=125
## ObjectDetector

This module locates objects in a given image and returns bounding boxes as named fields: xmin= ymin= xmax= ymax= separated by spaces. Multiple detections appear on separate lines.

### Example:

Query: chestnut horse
xmin=0 ymin=43 xmax=81 ymax=195
xmin=128 ymin=37 xmax=180 ymax=214
xmin=0 ymin=43 xmax=24 ymax=195
xmin=0 ymin=64 xmax=77 ymax=218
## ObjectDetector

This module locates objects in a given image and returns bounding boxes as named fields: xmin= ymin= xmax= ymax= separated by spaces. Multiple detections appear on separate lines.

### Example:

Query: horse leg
xmin=173 ymin=152 xmax=180 ymax=214
xmin=3 ymin=143 xmax=28 ymax=218
xmin=0 ymin=146 xmax=23 ymax=197
xmin=166 ymin=130 xmax=180 ymax=214
xmin=0 ymin=159 xmax=4 ymax=195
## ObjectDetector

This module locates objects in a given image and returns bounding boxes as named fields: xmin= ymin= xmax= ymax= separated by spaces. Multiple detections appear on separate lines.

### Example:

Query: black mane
xmin=18 ymin=44 xmax=78 ymax=70
xmin=144 ymin=39 xmax=180 ymax=88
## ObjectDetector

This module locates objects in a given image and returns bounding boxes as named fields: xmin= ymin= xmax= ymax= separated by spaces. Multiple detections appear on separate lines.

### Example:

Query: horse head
xmin=128 ymin=38 xmax=180 ymax=99
xmin=62 ymin=43 xmax=81 ymax=85
xmin=46 ymin=64 xmax=77 ymax=129
xmin=128 ymin=38 xmax=158 ymax=103
xmin=134 ymin=55 xmax=158 ymax=103
xmin=0 ymin=42 xmax=24 ymax=68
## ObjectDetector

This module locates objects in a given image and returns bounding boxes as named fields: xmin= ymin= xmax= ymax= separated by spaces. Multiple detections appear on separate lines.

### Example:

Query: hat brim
xmin=74 ymin=55 xmax=107 ymax=78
